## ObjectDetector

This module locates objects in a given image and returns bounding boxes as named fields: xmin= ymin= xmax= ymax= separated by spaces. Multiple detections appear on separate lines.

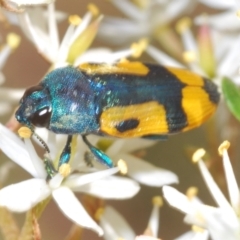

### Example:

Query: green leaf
xmin=222 ymin=77 xmax=240 ymax=121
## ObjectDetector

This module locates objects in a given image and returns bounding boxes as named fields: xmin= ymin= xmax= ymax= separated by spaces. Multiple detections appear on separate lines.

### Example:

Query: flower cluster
xmin=0 ymin=0 xmax=240 ymax=239
xmin=163 ymin=141 xmax=240 ymax=240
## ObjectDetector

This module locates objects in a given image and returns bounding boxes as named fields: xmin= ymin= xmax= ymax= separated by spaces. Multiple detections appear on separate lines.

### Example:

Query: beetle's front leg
xmin=82 ymin=135 xmax=115 ymax=168
xmin=58 ymin=135 xmax=73 ymax=169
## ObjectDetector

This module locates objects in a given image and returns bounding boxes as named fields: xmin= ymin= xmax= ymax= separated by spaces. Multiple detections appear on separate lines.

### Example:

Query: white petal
xmin=47 ymin=3 xmax=59 ymax=55
xmin=175 ymin=230 xmax=209 ymax=240
xmin=100 ymin=206 xmax=136 ymax=240
xmin=195 ymin=11 xmax=240 ymax=31
xmin=98 ymin=17 xmax=147 ymax=45
xmin=198 ymin=0 xmax=235 ymax=9
xmin=162 ymin=186 xmax=193 ymax=214
xmin=156 ymin=0 xmax=193 ymax=24
xmin=148 ymin=203 xmax=159 ymax=238
xmin=211 ymin=30 xmax=235 ymax=64
xmin=135 ymin=237 xmax=159 ymax=240
xmin=69 ymin=11 xmax=92 ymax=46
xmin=106 ymin=138 xmax=156 ymax=156
xmin=0 ymin=162 xmax=14 ymax=184
xmin=116 ymin=154 xmax=178 ymax=186
xmin=197 ymin=159 xmax=233 ymax=212
xmin=222 ymin=149 xmax=240 ymax=213
xmin=0 ymin=179 xmax=50 ymax=212
xmin=146 ymin=45 xmax=184 ymax=68
xmin=58 ymin=24 xmax=75 ymax=63
xmin=217 ymin=34 xmax=240 ymax=77
xmin=64 ymin=168 xmax=119 ymax=188
xmin=24 ymin=139 xmax=47 ymax=179
xmin=184 ymin=207 xmax=240 ymax=239
xmin=180 ymin=26 xmax=198 ymax=53
xmin=0 ymin=102 xmax=11 ymax=115
xmin=9 ymin=0 xmax=55 ymax=5
xmin=2 ymin=11 xmax=19 ymax=25
xmin=0 ymin=124 xmax=38 ymax=176
xmin=18 ymin=12 xmax=48 ymax=57
xmin=74 ymin=48 xmax=112 ymax=65
xmin=0 ymin=72 xmax=5 ymax=84
xmin=52 ymin=187 xmax=103 ymax=235
xmin=0 ymin=45 xmax=12 ymax=70
xmin=111 ymin=0 xmax=144 ymax=21
xmin=75 ymin=176 xmax=140 ymax=199
xmin=49 ymin=173 xmax=64 ymax=189
xmin=0 ymin=87 xmax=24 ymax=102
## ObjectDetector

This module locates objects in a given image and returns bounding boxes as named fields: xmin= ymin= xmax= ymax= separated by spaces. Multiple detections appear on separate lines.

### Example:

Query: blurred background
xmin=0 ymin=0 xmax=240 ymax=239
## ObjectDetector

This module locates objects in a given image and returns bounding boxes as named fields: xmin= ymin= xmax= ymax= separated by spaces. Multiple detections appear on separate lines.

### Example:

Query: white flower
xmin=198 ymin=0 xmax=237 ymax=9
xmin=175 ymin=226 xmax=209 ymax=240
xmin=39 ymin=132 xmax=178 ymax=188
xmin=100 ymin=195 xmax=208 ymax=240
xmin=147 ymin=12 xmax=240 ymax=85
xmin=0 ymin=124 xmax=140 ymax=235
xmin=104 ymin=138 xmax=179 ymax=186
xmin=99 ymin=196 xmax=162 ymax=240
xmin=98 ymin=0 xmax=195 ymax=46
xmin=14 ymin=3 xmax=144 ymax=69
xmin=9 ymin=0 xmax=54 ymax=6
xmin=98 ymin=0 xmax=237 ymax=50
xmin=195 ymin=9 xmax=240 ymax=32
xmin=0 ymin=0 xmax=54 ymax=15
xmin=0 ymin=33 xmax=23 ymax=116
xmin=163 ymin=142 xmax=240 ymax=240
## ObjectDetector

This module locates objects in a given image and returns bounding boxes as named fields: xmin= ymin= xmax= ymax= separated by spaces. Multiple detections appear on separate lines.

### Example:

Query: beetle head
xmin=15 ymin=85 xmax=52 ymax=129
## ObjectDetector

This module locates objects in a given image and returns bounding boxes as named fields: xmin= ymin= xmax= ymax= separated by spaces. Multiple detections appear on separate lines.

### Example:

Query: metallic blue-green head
xmin=15 ymin=85 xmax=52 ymax=128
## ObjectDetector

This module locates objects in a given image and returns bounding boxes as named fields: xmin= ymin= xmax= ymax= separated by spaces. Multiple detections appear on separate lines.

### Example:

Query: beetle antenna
xmin=29 ymin=126 xmax=50 ymax=153
xmin=33 ymin=132 xmax=50 ymax=153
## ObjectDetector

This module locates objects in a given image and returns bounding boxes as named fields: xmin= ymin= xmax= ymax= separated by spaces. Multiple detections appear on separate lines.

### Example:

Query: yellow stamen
xmin=7 ymin=33 xmax=21 ymax=50
xmin=192 ymin=148 xmax=206 ymax=163
xmin=218 ymin=140 xmax=230 ymax=156
xmin=152 ymin=196 xmax=163 ymax=207
xmin=94 ymin=207 xmax=104 ymax=221
xmin=68 ymin=15 xmax=82 ymax=26
xmin=70 ymin=135 xmax=78 ymax=163
xmin=119 ymin=58 xmax=129 ymax=63
xmin=131 ymin=0 xmax=149 ymax=9
xmin=176 ymin=17 xmax=192 ymax=34
xmin=192 ymin=225 xmax=205 ymax=233
xmin=59 ymin=163 xmax=71 ymax=177
xmin=236 ymin=10 xmax=240 ymax=18
xmin=186 ymin=187 xmax=198 ymax=200
xmin=117 ymin=159 xmax=128 ymax=175
xmin=18 ymin=127 xmax=32 ymax=138
xmin=87 ymin=3 xmax=100 ymax=17
xmin=183 ymin=51 xmax=197 ymax=63
xmin=131 ymin=38 xmax=148 ymax=58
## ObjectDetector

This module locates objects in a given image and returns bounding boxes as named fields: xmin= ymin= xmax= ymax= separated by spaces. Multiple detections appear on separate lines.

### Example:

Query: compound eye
xmin=20 ymin=85 xmax=44 ymax=103
xmin=30 ymin=107 xmax=51 ymax=128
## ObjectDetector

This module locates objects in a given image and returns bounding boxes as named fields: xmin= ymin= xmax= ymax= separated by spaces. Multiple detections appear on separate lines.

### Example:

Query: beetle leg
xmin=82 ymin=135 xmax=115 ymax=168
xmin=58 ymin=135 xmax=73 ymax=168
xmin=44 ymin=156 xmax=57 ymax=180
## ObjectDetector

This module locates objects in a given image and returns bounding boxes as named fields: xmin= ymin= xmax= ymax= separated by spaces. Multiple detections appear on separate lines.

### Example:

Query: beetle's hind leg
xmin=82 ymin=135 xmax=115 ymax=168
xmin=58 ymin=135 xmax=73 ymax=169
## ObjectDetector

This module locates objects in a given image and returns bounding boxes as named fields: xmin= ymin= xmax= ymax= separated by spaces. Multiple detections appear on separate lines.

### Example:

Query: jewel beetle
xmin=15 ymin=61 xmax=220 ymax=171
